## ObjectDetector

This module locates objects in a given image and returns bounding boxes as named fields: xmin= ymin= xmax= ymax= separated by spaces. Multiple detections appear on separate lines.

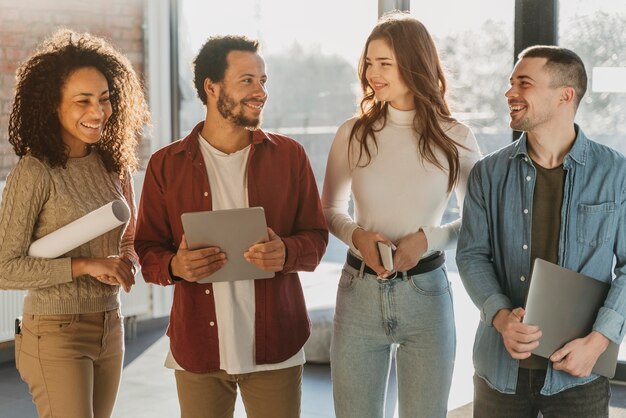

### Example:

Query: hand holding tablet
xmin=180 ymin=207 xmax=275 ymax=283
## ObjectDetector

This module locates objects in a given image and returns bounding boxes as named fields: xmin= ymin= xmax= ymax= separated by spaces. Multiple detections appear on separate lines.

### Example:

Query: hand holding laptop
xmin=522 ymin=258 xmax=618 ymax=378
xmin=550 ymin=330 xmax=612 ymax=377
xmin=492 ymin=307 xmax=542 ymax=360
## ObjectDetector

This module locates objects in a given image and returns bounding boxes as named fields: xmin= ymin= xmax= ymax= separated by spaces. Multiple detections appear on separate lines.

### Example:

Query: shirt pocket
xmin=577 ymin=202 xmax=615 ymax=247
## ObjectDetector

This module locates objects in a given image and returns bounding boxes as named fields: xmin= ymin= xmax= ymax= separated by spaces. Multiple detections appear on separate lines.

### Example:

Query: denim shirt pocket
xmin=577 ymin=202 xmax=615 ymax=247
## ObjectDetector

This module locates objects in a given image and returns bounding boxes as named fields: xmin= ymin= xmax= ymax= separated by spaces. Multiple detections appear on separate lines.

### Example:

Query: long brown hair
xmin=8 ymin=29 xmax=150 ymax=176
xmin=349 ymin=12 xmax=462 ymax=192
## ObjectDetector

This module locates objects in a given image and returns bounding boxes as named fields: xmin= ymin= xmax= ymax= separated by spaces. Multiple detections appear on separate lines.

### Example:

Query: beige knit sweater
xmin=0 ymin=152 xmax=137 ymax=315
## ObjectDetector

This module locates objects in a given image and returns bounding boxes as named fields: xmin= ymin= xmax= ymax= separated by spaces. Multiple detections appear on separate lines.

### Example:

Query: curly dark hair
xmin=193 ymin=35 xmax=259 ymax=105
xmin=8 ymin=29 xmax=149 ymax=175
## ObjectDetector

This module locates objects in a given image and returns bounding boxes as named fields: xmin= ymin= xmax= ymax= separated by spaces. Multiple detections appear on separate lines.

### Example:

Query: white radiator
xmin=0 ymin=181 xmax=25 ymax=342
xmin=0 ymin=290 xmax=26 ymax=343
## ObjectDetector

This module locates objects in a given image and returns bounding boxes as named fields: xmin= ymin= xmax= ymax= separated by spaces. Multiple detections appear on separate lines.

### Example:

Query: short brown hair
xmin=518 ymin=45 xmax=587 ymax=109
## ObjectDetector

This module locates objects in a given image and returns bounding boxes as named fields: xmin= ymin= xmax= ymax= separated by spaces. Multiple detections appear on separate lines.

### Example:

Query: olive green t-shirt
xmin=520 ymin=161 xmax=565 ymax=370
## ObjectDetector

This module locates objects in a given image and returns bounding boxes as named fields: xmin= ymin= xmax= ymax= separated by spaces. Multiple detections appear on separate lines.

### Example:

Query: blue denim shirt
xmin=456 ymin=125 xmax=626 ymax=395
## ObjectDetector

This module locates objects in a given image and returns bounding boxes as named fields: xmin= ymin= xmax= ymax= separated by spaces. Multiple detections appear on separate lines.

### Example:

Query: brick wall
xmin=0 ymin=0 xmax=148 ymax=179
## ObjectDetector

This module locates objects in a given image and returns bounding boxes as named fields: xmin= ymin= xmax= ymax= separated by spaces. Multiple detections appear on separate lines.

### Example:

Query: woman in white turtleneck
xmin=322 ymin=12 xmax=481 ymax=418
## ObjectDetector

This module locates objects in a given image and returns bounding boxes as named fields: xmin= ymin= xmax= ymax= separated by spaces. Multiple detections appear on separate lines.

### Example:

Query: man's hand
xmin=551 ymin=331 xmax=610 ymax=377
xmin=393 ymin=230 xmax=428 ymax=273
xmin=352 ymin=227 xmax=392 ymax=277
xmin=170 ymin=234 xmax=226 ymax=282
xmin=493 ymin=307 xmax=542 ymax=359
xmin=244 ymin=228 xmax=286 ymax=273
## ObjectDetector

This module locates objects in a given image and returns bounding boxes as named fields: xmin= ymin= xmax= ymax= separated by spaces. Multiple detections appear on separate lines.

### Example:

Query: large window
xmin=559 ymin=0 xmax=626 ymax=365
xmin=559 ymin=0 xmax=626 ymax=153
xmin=412 ymin=0 xmax=515 ymax=156
xmin=177 ymin=0 xmax=378 ymax=265
xmin=411 ymin=0 xmax=515 ymax=276
xmin=177 ymin=1 xmax=515 ymax=267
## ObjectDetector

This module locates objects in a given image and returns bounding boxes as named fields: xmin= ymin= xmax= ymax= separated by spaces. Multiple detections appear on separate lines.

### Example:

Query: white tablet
xmin=180 ymin=207 xmax=275 ymax=283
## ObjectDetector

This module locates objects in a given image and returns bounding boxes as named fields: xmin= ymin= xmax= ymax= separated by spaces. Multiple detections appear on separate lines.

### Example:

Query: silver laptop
xmin=180 ymin=207 xmax=275 ymax=283
xmin=523 ymin=258 xmax=619 ymax=378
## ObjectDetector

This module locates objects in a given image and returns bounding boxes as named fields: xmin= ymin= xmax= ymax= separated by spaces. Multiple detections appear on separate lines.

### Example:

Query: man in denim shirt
xmin=457 ymin=45 xmax=626 ymax=418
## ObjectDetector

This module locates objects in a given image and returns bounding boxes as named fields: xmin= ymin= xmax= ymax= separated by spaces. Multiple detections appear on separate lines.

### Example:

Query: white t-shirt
xmin=322 ymin=105 xmax=481 ymax=256
xmin=165 ymin=134 xmax=304 ymax=374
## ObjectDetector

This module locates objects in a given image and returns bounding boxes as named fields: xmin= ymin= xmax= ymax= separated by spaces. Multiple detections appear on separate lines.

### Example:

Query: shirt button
xmin=523 ymin=209 xmax=529 ymax=214
xmin=203 ymin=192 xmax=208 ymax=197
xmin=526 ymin=176 xmax=531 ymax=181
xmin=210 ymin=321 xmax=215 ymax=327
xmin=520 ymin=276 xmax=526 ymax=282
xmin=523 ymin=244 xmax=528 ymax=250
xmin=205 ymin=289 xmax=211 ymax=295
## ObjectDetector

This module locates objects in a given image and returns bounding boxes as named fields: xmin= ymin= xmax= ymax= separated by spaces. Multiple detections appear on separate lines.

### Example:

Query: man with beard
xmin=456 ymin=46 xmax=626 ymax=418
xmin=134 ymin=35 xmax=328 ymax=418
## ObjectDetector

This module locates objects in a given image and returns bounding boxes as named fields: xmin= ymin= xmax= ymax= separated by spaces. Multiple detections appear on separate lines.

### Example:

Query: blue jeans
xmin=331 ymin=264 xmax=456 ymax=418
xmin=474 ymin=370 xmax=610 ymax=418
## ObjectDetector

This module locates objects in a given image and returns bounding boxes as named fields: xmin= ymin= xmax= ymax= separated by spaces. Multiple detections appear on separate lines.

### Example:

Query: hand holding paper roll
xmin=29 ymin=200 xmax=135 ymax=292
xmin=28 ymin=200 xmax=131 ymax=258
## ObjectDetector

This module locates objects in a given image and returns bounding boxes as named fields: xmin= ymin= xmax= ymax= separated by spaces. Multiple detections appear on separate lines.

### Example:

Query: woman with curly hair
xmin=0 ymin=29 xmax=149 ymax=418
xmin=322 ymin=12 xmax=481 ymax=418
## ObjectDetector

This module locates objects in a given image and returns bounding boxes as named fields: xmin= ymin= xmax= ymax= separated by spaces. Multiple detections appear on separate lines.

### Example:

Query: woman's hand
xmin=71 ymin=257 xmax=135 ymax=292
xmin=352 ymin=228 xmax=393 ymax=277
xmin=393 ymin=230 xmax=428 ymax=272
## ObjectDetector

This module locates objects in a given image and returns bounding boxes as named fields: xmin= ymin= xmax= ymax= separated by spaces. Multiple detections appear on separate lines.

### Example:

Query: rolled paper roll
xmin=28 ymin=200 xmax=130 ymax=258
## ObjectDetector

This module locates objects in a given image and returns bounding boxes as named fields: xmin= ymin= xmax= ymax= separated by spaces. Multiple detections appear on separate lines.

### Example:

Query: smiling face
xmin=57 ymin=67 xmax=112 ymax=157
xmin=214 ymin=50 xmax=267 ymax=129
xmin=365 ymin=38 xmax=413 ymax=110
xmin=505 ymin=57 xmax=563 ymax=133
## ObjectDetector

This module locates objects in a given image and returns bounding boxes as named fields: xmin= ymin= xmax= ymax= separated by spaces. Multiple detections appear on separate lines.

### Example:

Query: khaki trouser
xmin=175 ymin=364 xmax=303 ymax=418
xmin=15 ymin=309 xmax=124 ymax=418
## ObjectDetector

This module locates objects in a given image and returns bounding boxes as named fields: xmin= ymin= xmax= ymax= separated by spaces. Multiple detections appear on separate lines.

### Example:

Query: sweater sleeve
xmin=421 ymin=125 xmax=482 ymax=251
xmin=0 ymin=157 xmax=73 ymax=289
xmin=321 ymin=121 xmax=360 ymax=249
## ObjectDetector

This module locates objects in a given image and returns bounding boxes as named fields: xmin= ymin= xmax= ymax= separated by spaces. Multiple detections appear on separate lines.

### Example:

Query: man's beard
xmin=510 ymin=107 xmax=553 ymax=132
xmin=217 ymin=88 xmax=262 ymax=130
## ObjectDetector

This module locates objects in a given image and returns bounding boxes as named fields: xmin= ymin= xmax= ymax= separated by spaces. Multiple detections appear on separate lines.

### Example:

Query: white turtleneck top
xmin=322 ymin=105 xmax=481 ymax=257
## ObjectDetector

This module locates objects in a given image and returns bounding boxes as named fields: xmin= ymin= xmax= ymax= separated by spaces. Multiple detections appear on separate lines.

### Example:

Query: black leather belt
xmin=346 ymin=251 xmax=445 ymax=277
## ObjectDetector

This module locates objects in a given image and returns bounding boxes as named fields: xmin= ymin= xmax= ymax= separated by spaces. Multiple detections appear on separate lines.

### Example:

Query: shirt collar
xmin=172 ymin=121 xmax=276 ymax=160
xmin=509 ymin=124 xmax=588 ymax=166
